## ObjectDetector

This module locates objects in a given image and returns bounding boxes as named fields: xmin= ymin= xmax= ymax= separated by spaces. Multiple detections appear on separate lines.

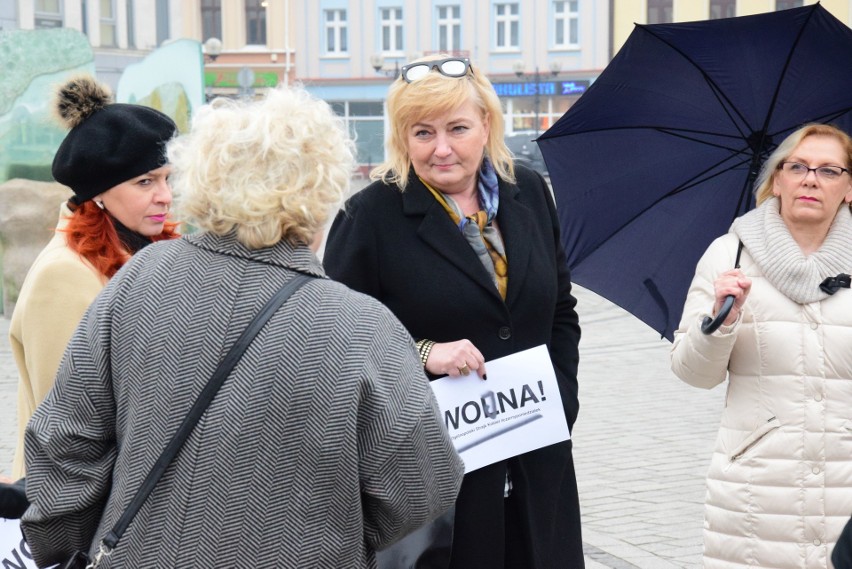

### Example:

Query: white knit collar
xmin=730 ymin=197 xmax=852 ymax=304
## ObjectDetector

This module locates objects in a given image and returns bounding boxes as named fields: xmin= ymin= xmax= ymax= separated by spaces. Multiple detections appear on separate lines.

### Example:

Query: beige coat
xmin=9 ymin=204 xmax=106 ymax=478
xmin=671 ymin=225 xmax=852 ymax=569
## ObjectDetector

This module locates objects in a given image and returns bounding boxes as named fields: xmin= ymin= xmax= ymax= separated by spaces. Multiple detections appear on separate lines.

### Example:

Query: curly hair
xmin=63 ymin=200 xmax=180 ymax=278
xmin=372 ymin=54 xmax=515 ymax=190
xmin=168 ymin=85 xmax=356 ymax=249
xmin=754 ymin=123 xmax=852 ymax=205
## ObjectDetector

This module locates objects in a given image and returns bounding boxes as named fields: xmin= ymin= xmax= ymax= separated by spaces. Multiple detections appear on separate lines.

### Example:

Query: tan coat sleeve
xmin=9 ymin=246 xmax=104 ymax=478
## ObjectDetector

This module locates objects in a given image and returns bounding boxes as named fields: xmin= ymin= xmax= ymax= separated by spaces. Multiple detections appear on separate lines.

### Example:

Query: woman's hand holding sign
xmin=425 ymin=339 xmax=487 ymax=379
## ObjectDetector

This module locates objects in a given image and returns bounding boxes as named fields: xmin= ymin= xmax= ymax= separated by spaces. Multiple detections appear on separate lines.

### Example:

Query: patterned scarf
xmin=731 ymin=197 xmax=852 ymax=304
xmin=422 ymin=158 xmax=508 ymax=298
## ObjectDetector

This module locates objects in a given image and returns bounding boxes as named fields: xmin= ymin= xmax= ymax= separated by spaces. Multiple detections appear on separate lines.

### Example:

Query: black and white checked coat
xmin=21 ymin=232 xmax=464 ymax=568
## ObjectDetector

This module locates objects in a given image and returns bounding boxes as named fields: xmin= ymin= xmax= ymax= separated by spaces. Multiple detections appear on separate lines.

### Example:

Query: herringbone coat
xmin=21 ymin=232 xmax=464 ymax=568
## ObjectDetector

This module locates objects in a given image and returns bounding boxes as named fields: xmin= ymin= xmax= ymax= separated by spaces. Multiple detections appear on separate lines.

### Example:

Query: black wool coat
xmin=835 ymin=516 xmax=852 ymax=569
xmin=324 ymin=164 xmax=584 ymax=569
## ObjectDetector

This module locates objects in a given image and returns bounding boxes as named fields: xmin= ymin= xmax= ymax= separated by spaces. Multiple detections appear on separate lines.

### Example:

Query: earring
xmin=94 ymin=200 xmax=105 ymax=210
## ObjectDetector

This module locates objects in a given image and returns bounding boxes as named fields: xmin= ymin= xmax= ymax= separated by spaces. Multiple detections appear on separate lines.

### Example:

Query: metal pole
xmin=534 ymin=66 xmax=541 ymax=138
xmin=284 ymin=0 xmax=291 ymax=86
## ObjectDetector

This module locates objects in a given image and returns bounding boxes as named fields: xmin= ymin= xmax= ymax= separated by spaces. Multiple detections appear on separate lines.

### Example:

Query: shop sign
xmin=205 ymin=70 xmax=278 ymax=88
xmin=492 ymin=79 xmax=589 ymax=98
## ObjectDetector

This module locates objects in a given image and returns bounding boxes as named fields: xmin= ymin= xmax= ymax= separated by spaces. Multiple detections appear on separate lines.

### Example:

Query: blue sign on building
xmin=492 ymin=80 xmax=589 ymax=98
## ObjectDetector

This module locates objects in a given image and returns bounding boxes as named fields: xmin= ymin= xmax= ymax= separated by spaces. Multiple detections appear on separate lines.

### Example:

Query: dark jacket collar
xmin=400 ymin=169 xmax=534 ymax=307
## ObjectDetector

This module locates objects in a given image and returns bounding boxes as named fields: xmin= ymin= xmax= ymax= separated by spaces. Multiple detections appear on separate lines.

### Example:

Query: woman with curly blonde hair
xmin=21 ymin=84 xmax=463 ymax=569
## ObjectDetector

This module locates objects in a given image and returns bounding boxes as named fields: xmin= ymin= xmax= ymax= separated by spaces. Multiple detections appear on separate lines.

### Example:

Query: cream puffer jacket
xmin=671 ymin=230 xmax=852 ymax=569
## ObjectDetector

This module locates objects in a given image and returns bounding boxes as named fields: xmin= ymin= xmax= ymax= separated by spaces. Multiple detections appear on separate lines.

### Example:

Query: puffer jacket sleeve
xmin=21 ymin=289 xmax=117 ymax=568
xmin=355 ymin=302 xmax=464 ymax=550
xmin=670 ymin=234 xmax=741 ymax=389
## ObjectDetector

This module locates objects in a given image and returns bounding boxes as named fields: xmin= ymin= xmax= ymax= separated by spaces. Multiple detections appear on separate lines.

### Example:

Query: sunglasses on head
xmin=400 ymin=57 xmax=473 ymax=83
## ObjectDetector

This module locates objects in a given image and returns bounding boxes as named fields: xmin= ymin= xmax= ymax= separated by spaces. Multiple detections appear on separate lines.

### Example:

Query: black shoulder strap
xmin=102 ymin=273 xmax=315 ymax=550
xmin=734 ymin=240 xmax=744 ymax=269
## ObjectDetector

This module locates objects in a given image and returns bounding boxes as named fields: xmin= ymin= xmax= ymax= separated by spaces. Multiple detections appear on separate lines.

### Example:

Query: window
xmin=156 ymin=0 xmax=168 ymax=46
xmin=126 ymin=0 xmax=134 ymax=47
xmin=554 ymin=1 xmax=578 ymax=47
xmin=325 ymin=9 xmax=348 ymax=54
xmin=495 ymin=3 xmax=519 ymax=50
xmin=201 ymin=0 xmax=221 ymax=42
xmin=437 ymin=5 xmax=461 ymax=53
xmin=35 ymin=0 xmax=63 ymax=28
xmin=246 ymin=0 xmax=267 ymax=45
xmin=100 ymin=0 xmax=116 ymax=46
xmin=647 ymin=0 xmax=672 ymax=24
xmin=709 ymin=0 xmax=735 ymax=19
xmin=776 ymin=0 xmax=803 ymax=9
xmin=380 ymin=7 xmax=403 ymax=53
xmin=331 ymin=101 xmax=385 ymax=165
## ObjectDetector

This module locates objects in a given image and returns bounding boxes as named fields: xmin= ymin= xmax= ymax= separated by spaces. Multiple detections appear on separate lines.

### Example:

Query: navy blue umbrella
xmin=538 ymin=4 xmax=852 ymax=340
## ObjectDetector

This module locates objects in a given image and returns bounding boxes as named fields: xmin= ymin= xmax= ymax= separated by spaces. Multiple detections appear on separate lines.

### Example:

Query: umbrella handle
xmin=700 ymin=295 xmax=735 ymax=335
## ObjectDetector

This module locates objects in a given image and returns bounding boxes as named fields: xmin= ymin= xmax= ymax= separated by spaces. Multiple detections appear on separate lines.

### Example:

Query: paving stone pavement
xmin=572 ymin=286 xmax=724 ymax=568
xmin=0 ymin=285 xmax=725 ymax=568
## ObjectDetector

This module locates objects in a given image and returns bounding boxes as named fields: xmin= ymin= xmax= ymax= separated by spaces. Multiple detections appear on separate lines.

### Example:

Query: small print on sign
xmin=429 ymin=345 xmax=570 ymax=473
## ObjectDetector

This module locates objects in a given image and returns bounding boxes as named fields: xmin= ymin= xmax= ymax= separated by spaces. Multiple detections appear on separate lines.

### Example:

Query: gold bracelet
xmin=415 ymin=339 xmax=435 ymax=368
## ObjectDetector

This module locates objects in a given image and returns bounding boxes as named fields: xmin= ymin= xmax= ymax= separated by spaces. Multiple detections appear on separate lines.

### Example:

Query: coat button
xmin=498 ymin=326 xmax=511 ymax=340
xmin=814 ymin=394 xmax=823 ymax=402
xmin=813 ymin=539 xmax=822 ymax=546
xmin=812 ymin=466 xmax=821 ymax=475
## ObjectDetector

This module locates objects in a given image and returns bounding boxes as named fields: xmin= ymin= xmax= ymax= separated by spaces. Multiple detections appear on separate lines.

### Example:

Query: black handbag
xmin=59 ymin=550 xmax=90 ymax=569
xmin=376 ymin=507 xmax=455 ymax=569
xmin=58 ymin=274 xmax=314 ymax=569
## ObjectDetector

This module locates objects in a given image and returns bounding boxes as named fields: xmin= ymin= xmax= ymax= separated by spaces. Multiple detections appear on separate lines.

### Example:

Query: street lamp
xmin=370 ymin=53 xmax=400 ymax=79
xmin=203 ymin=37 xmax=222 ymax=62
xmin=513 ymin=60 xmax=562 ymax=138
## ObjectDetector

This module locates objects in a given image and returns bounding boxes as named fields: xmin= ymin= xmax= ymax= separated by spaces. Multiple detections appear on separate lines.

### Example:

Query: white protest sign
xmin=0 ymin=518 xmax=40 ymax=569
xmin=429 ymin=344 xmax=570 ymax=473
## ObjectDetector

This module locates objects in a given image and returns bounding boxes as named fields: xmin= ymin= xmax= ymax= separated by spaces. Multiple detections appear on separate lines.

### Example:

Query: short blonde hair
xmin=168 ymin=85 xmax=356 ymax=249
xmin=372 ymin=54 xmax=515 ymax=189
xmin=754 ymin=123 xmax=852 ymax=205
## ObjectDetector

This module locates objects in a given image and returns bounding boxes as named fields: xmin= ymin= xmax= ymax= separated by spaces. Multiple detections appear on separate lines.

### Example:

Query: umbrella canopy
xmin=539 ymin=4 xmax=852 ymax=340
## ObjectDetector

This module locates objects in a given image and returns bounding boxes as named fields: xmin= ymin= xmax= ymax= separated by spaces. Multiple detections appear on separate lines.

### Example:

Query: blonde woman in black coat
xmin=324 ymin=54 xmax=583 ymax=569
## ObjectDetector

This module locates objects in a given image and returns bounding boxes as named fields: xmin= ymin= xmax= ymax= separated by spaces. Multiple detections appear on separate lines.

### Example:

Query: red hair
xmin=62 ymin=200 xmax=180 ymax=279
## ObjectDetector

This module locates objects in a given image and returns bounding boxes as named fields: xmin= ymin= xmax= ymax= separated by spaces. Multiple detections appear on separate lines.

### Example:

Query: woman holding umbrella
xmin=324 ymin=54 xmax=583 ymax=568
xmin=671 ymin=123 xmax=852 ymax=568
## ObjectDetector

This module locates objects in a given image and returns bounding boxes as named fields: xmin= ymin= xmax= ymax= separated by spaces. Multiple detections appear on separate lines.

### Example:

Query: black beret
xmin=51 ymin=76 xmax=177 ymax=203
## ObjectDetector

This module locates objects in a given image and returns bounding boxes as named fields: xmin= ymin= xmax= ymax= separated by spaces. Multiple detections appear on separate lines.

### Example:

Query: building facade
xmin=612 ymin=0 xmax=852 ymax=55
xmin=180 ymin=0 xmax=296 ymax=100
xmin=296 ymin=0 xmax=610 ymax=171
xmin=179 ymin=1 xmax=610 ymax=172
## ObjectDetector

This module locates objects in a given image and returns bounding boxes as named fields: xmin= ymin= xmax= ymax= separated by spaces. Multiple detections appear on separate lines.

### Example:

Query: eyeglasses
xmin=778 ymin=161 xmax=850 ymax=181
xmin=400 ymin=58 xmax=473 ymax=83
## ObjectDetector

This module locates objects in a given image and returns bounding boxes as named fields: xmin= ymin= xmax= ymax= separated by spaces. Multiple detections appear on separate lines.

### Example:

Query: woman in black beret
xmin=7 ymin=75 xmax=180 ymax=485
